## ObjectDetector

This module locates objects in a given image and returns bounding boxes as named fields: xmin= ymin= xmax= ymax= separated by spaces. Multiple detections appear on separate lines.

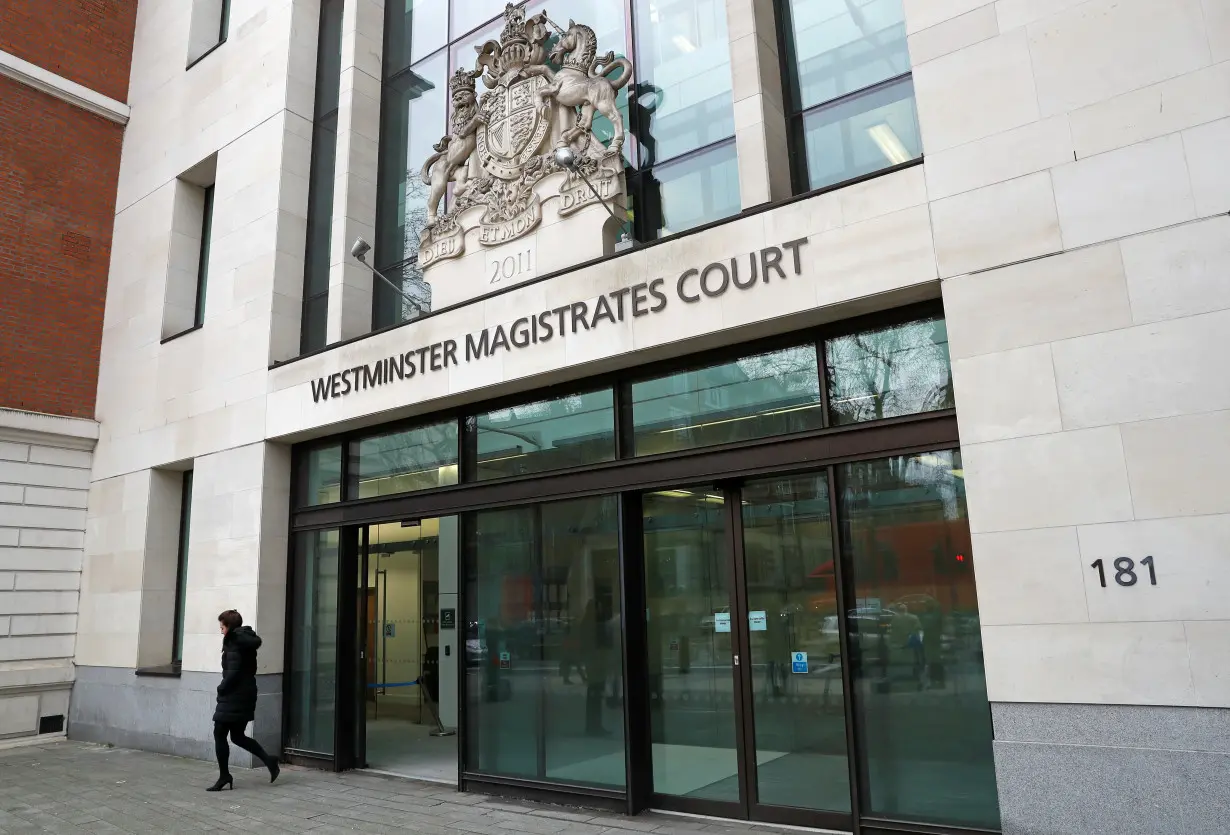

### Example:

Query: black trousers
xmin=213 ymin=720 xmax=270 ymax=775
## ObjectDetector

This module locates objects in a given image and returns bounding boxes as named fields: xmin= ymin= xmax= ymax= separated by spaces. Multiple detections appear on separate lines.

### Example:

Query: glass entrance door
xmin=643 ymin=487 xmax=741 ymax=805
xmin=642 ymin=477 xmax=853 ymax=829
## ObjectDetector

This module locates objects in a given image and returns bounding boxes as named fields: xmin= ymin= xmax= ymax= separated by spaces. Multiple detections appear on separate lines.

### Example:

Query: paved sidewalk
xmin=0 ymin=741 xmax=810 ymax=834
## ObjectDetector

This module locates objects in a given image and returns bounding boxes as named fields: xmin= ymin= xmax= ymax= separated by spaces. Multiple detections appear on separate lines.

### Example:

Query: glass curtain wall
xmin=837 ymin=450 xmax=1000 ymax=829
xmin=464 ymin=495 xmax=626 ymax=788
xmin=299 ymin=0 xmax=345 ymax=353
xmin=285 ymin=309 xmax=999 ymax=827
xmin=778 ymin=0 xmax=921 ymax=191
xmin=287 ymin=529 xmax=342 ymax=755
xmin=371 ymin=0 xmax=741 ymax=329
xmin=631 ymin=0 xmax=739 ymax=236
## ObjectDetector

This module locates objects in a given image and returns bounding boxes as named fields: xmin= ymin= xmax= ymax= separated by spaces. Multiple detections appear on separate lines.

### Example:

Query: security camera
xmin=350 ymin=237 xmax=372 ymax=261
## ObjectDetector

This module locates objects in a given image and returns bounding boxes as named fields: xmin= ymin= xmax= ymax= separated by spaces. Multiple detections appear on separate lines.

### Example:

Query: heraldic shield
xmin=477 ymin=75 xmax=552 ymax=181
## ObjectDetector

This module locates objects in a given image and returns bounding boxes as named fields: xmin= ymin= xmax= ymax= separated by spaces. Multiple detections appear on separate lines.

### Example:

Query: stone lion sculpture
xmin=420 ymin=68 xmax=485 ymax=226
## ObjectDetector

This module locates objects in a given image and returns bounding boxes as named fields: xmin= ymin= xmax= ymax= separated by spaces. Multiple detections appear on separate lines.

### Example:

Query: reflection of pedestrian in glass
xmin=581 ymin=599 xmax=612 ymax=736
xmin=559 ymin=617 xmax=585 ymax=685
xmin=889 ymin=603 xmax=924 ymax=685
xmin=918 ymin=599 xmax=945 ymax=688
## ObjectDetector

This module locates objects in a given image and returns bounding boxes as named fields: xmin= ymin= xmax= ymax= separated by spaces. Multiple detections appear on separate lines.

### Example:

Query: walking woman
xmin=208 ymin=610 xmax=280 ymax=791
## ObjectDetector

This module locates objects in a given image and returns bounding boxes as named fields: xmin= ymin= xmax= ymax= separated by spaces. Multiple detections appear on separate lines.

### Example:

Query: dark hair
xmin=218 ymin=610 xmax=243 ymax=630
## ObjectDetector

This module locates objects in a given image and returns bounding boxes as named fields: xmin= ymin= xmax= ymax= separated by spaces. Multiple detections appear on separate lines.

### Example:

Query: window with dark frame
xmin=299 ymin=0 xmax=346 ymax=353
xmin=186 ymin=0 xmax=233 ymax=68
xmin=292 ymin=306 xmax=955 ymax=508
xmin=776 ymin=0 xmax=922 ymax=194
xmin=193 ymin=186 xmax=214 ymax=329
xmin=283 ymin=305 xmax=999 ymax=829
xmin=219 ymin=0 xmax=231 ymax=42
xmin=171 ymin=470 xmax=194 ymax=667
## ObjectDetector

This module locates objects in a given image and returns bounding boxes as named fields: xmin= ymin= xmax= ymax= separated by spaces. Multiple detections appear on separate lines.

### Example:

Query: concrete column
xmin=727 ymin=0 xmax=792 ymax=208
xmin=325 ymin=0 xmax=384 ymax=344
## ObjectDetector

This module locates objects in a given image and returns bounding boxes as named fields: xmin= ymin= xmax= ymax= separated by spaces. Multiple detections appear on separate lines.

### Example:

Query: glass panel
xmin=826 ymin=316 xmax=953 ymax=425
xmin=373 ymin=52 xmax=448 ymax=328
xmin=783 ymin=0 xmax=909 ymax=112
xmin=301 ymin=294 xmax=329 ymax=356
xmin=838 ymin=451 xmax=1000 ymax=829
xmin=449 ymin=14 xmax=503 ymax=76
xmin=315 ymin=0 xmax=345 ymax=118
xmin=351 ymin=422 xmax=459 ymax=499
xmin=741 ymin=474 xmax=851 ymax=813
xmin=172 ymin=471 xmax=193 ymax=664
xmin=194 ymin=187 xmax=213 ymax=328
xmin=798 ymin=76 xmax=921 ymax=191
xmin=465 ymin=497 xmax=625 ymax=788
xmin=475 ymin=389 xmax=616 ymax=480
xmin=287 ymin=529 xmax=340 ymax=755
xmin=451 ymin=0 xmax=509 ymax=39
xmin=384 ymin=0 xmax=448 ymax=75
xmin=643 ymin=488 xmax=738 ymax=801
xmin=634 ymin=0 xmax=734 ymax=164
xmin=301 ymin=109 xmax=339 ymax=354
xmin=298 ymin=445 xmax=342 ymax=506
xmin=631 ymin=344 xmax=822 ymax=456
xmin=647 ymin=141 xmax=741 ymax=237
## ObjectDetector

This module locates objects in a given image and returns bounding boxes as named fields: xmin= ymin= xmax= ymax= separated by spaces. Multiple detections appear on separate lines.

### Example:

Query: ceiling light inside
xmin=867 ymin=123 xmax=912 ymax=165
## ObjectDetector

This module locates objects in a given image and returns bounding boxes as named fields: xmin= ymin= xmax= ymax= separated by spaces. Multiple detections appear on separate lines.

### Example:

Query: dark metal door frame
xmin=636 ymin=476 xmax=856 ymax=833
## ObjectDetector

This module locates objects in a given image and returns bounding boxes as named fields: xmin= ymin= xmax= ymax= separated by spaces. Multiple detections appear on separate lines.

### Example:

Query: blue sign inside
xmin=791 ymin=651 xmax=808 ymax=674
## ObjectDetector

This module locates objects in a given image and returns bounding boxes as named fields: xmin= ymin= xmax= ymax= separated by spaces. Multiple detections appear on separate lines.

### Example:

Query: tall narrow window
xmin=631 ymin=0 xmax=739 ymax=238
xmin=161 ymin=167 xmax=217 ymax=340
xmin=218 ymin=0 xmax=231 ymax=42
xmin=299 ymin=0 xmax=345 ymax=353
xmin=778 ymin=0 xmax=921 ymax=192
xmin=171 ymin=470 xmax=194 ymax=666
xmin=187 ymin=0 xmax=231 ymax=65
xmin=193 ymin=186 xmax=214 ymax=328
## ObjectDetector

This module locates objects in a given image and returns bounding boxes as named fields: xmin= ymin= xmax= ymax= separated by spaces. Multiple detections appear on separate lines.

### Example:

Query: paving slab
xmin=0 ymin=742 xmax=813 ymax=835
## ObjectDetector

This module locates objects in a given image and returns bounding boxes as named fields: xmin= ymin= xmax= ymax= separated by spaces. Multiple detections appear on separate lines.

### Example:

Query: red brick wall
xmin=0 ymin=0 xmax=139 ymax=103
xmin=0 ymin=75 xmax=122 ymax=419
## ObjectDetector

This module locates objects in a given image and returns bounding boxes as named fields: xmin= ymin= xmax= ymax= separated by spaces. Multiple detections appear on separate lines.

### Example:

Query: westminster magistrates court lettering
xmin=309 ymin=239 xmax=809 ymax=404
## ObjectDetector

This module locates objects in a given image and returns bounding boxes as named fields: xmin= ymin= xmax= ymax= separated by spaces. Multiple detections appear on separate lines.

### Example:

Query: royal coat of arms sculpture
xmin=417 ymin=4 xmax=631 ymax=299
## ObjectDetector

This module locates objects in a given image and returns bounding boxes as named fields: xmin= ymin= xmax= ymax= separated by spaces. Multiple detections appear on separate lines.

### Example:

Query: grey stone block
xmin=993 ymin=701 xmax=1230 ymax=753
xmin=69 ymin=665 xmax=282 ymax=766
xmin=993 ymin=702 xmax=1230 ymax=835
xmin=995 ymin=739 xmax=1230 ymax=835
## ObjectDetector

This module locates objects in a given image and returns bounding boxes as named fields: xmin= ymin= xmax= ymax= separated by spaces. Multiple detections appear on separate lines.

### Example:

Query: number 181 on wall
xmin=1090 ymin=556 xmax=1158 ymax=588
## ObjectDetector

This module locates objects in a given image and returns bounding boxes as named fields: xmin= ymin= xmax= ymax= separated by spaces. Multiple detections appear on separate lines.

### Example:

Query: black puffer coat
xmin=213 ymin=626 xmax=261 ymax=724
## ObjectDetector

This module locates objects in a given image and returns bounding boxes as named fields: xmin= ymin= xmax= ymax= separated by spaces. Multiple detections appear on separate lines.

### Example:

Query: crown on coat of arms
xmin=448 ymin=67 xmax=477 ymax=96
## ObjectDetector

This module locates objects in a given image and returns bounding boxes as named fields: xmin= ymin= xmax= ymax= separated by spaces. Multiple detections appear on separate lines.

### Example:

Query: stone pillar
xmin=726 ymin=0 xmax=792 ymax=208
xmin=325 ymin=0 xmax=384 ymax=344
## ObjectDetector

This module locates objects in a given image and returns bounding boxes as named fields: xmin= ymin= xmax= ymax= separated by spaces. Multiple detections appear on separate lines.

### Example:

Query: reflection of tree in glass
xmin=826 ymin=318 xmax=953 ymax=425
xmin=360 ymin=424 xmax=457 ymax=486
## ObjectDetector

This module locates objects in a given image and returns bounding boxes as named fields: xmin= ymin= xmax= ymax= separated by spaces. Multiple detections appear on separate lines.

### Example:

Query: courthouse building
xmin=67 ymin=1 xmax=1230 ymax=834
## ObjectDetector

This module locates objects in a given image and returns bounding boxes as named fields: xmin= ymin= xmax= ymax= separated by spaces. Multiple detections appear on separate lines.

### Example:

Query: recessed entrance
xmin=355 ymin=516 xmax=460 ymax=782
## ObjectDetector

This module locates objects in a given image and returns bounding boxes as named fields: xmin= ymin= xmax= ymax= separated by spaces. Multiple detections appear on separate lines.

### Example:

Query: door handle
xmin=734 ymin=655 xmax=740 ymax=666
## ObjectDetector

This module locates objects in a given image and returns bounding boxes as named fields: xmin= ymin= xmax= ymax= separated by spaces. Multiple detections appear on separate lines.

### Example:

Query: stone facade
xmin=77 ymin=0 xmax=1230 ymax=832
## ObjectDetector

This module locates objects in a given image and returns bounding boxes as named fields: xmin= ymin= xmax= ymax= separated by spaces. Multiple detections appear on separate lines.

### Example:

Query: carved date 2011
xmin=490 ymin=248 xmax=534 ymax=284
xmin=1090 ymin=556 xmax=1157 ymax=588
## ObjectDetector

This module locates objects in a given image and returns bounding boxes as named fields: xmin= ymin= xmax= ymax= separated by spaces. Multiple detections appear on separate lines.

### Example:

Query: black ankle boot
xmin=206 ymin=774 xmax=234 ymax=792
xmin=265 ymin=756 xmax=280 ymax=784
